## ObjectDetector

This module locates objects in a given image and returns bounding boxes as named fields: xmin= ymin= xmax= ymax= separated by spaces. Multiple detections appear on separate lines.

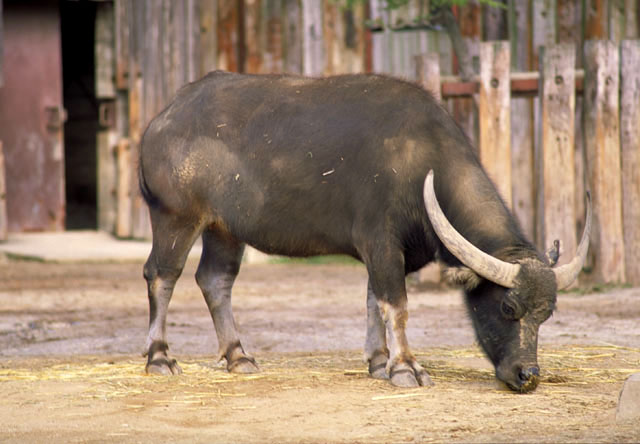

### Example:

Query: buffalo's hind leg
xmin=144 ymin=211 xmax=204 ymax=375
xmin=196 ymin=228 xmax=258 ymax=374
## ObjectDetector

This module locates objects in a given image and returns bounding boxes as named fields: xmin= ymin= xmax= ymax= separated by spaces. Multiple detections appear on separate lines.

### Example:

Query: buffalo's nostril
xmin=518 ymin=366 xmax=540 ymax=382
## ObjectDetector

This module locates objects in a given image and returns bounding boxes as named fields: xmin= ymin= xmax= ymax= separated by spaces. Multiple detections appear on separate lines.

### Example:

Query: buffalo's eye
xmin=500 ymin=300 xmax=517 ymax=319
xmin=501 ymin=290 xmax=525 ymax=320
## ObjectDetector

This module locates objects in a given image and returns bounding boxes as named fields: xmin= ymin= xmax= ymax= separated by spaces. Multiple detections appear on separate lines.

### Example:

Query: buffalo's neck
xmin=436 ymin=166 xmax=537 ymax=266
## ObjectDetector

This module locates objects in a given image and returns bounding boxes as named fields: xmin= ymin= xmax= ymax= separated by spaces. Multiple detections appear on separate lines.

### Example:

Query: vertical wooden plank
xmin=557 ymin=0 xmax=582 ymax=61
xmin=116 ymin=138 xmax=132 ymax=238
xmin=557 ymin=0 xmax=586 ymax=254
xmin=96 ymin=130 xmax=118 ymax=233
xmin=95 ymin=2 xmax=118 ymax=233
xmin=0 ymin=0 xmax=3 ymax=88
xmin=323 ymin=1 xmax=337 ymax=74
xmin=186 ymin=0 xmax=200 ymax=82
xmin=608 ymin=0 xmax=625 ymax=42
xmin=130 ymin=0 xmax=150 ymax=239
xmin=625 ymin=0 xmax=639 ymax=38
xmin=115 ymin=0 xmax=130 ymax=90
xmin=302 ymin=0 xmax=324 ymax=76
xmin=369 ymin=0 xmax=389 ymax=74
xmin=169 ymin=0 xmax=187 ymax=95
xmin=583 ymin=40 xmax=625 ymax=283
xmin=95 ymin=2 xmax=116 ymax=99
xmin=199 ymin=0 xmax=218 ymax=76
xmin=483 ymin=0 xmax=508 ymax=40
xmin=323 ymin=1 xmax=364 ymax=75
xmin=159 ymin=0 xmax=170 ymax=106
xmin=585 ymin=0 xmax=607 ymax=39
xmin=263 ymin=0 xmax=284 ymax=73
xmin=532 ymin=0 xmax=556 ymax=244
xmin=478 ymin=41 xmax=512 ymax=207
xmin=620 ymin=40 xmax=640 ymax=285
xmin=218 ymin=0 xmax=240 ymax=72
xmin=244 ymin=0 xmax=262 ymax=73
xmin=453 ymin=1 xmax=480 ymax=147
xmin=0 ymin=142 xmax=7 ymax=241
xmin=283 ymin=0 xmax=302 ymax=74
xmin=509 ymin=0 xmax=535 ymax=242
xmin=414 ymin=53 xmax=441 ymax=101
xmin=533 ymin=0 xmax=557 ymax=56
xmin=537 ymin=44 xmax=576 ymax=266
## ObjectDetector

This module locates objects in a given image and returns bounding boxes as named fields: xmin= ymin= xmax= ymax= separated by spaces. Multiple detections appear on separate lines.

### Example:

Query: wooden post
xmin=478 ymin=41 xmax=512 ymax=207
xmin=283 ymin=0 xmax=303 ymax=74
xmin=115 ymin=0 xmax=130 ymax=90
xmin=323 ymin=2 xmax=364 ymax=75
xmin=95 ymin=2 xmax=116 ymax=99
xmin=199 ymin=0 xmax=218 ymax=77
xmin=116 ymin=138 xmax=132 ymax=238
xmin=537 ymin=44 xmax=576 ymax=266
xmin=620 ymin=40 xmax=640 ymax=285
xmin=217 ymin=0 xmax=241 ymax=72
xmin=244 ymin=0 xmax=262 ymax=73
xmin=453 ymin=2 xmax=481 ymax=148
xmin=414 ymin=53 xmax=441 ymax=101
xmin=96 ymin=2 xmax=118 ymax=233
xmin=0 ymin=142 xmax=7 ymax=241
xmin=625 ymin=0 xmax=639 ymax=39
xmin=584 ymin=0 xmax=607 ymax=40
xmin=96 ymin=130 xmax=118 ymax=233
xmin=509 ymin=0 xmax=535 ymax=242
xmin=583 ymin=40 xmax=625 ymax=283
xmin=302 ymin=0 xmax=325 ymax=76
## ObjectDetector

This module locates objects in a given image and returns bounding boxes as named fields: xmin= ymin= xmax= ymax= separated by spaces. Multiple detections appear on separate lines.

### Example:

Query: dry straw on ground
xmin=1 ymin=345 xmax=637 ymax=403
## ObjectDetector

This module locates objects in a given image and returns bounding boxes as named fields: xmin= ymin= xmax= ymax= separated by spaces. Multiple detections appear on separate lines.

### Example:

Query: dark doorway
xmin=61 ymin=0 xmax=98 ymax=229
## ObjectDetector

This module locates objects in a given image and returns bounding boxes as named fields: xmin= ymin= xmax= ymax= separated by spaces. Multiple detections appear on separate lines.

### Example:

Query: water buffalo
xmin=139 ymin=71 xmax=590 ymax=392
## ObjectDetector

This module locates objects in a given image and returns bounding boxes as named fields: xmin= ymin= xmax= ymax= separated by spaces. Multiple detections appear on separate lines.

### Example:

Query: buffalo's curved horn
xmin=423 ymin=170 xmax=520 ymax=288
xmin=553 ymin=192 xmax=592 ymax=290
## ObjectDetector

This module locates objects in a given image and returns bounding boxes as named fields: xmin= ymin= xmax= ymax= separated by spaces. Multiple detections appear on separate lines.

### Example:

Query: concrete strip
xmin=0 ymin=231 xmax=201 ymax=263
xmin=617 ymin=373 xmax=640 ymax=422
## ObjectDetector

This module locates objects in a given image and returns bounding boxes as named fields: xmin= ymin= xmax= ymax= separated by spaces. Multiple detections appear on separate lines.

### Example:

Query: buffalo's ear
xmin=442 ymin=266 xmax=482 ymax=290
xmin=545 ymin=239 xmax=561 ymax=266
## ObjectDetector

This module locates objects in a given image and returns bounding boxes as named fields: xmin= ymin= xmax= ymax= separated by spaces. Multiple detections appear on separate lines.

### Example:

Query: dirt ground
xmin=0 ymin=257 xmax=639 ymax=443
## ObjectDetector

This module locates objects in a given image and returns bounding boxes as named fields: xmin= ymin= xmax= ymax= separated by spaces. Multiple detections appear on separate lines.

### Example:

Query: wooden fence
xmin=97 ymin=1 xmax=640 ymax=286
xmin=415 ymin=40 xmax=640 ymax=285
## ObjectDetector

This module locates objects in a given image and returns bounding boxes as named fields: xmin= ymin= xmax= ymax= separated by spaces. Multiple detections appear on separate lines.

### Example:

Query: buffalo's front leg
xmin=144 ymin=211 xmax=203 ymax=375
xmin=365 ymin=281 xmax=389 ymax=379
xmin=196 ymin=228 xmax=258 ymax=373
xmin=365 ymin=245 xmax=433 ymax=388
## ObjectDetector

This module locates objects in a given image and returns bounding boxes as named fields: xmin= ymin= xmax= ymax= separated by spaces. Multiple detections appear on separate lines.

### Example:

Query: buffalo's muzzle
xmin=511 ymin=365 xmax=540 ymax=393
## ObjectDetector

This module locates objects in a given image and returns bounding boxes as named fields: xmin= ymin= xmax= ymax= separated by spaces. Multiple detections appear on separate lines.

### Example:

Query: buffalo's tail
xmin=138 ymin=160 xmax=163 ymax=210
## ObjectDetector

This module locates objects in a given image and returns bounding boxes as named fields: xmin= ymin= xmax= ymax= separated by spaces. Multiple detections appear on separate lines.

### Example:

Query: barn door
xmin=0 ymin=0 xmax=65 ymax=232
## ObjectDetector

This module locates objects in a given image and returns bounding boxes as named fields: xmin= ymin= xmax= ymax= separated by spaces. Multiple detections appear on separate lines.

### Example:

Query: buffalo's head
xmin=423 ymin=171 xmax=591 ymax=393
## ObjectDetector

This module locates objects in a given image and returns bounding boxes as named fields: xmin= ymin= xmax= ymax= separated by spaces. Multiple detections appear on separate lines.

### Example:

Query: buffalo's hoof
xmin=368 ymin=351 xmax=389 ymax=380
xmin=145 ymin=341 xmax=182 ymax=375
xmin=146 ymin=357 xmax=182 ymax=375
xmin=227 ymin=356 xmax=260 ymax=374
xmin=389 ymin=360 xmax=433 ymax=388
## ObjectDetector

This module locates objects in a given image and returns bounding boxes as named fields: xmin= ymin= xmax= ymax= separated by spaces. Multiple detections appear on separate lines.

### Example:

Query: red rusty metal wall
xmin=0 ymin=0 xmax=65 ymax=232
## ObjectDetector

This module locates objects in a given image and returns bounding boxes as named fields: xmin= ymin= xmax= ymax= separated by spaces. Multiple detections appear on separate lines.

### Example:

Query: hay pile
xmin=0 ymin=345 xmax=637 ymax=403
